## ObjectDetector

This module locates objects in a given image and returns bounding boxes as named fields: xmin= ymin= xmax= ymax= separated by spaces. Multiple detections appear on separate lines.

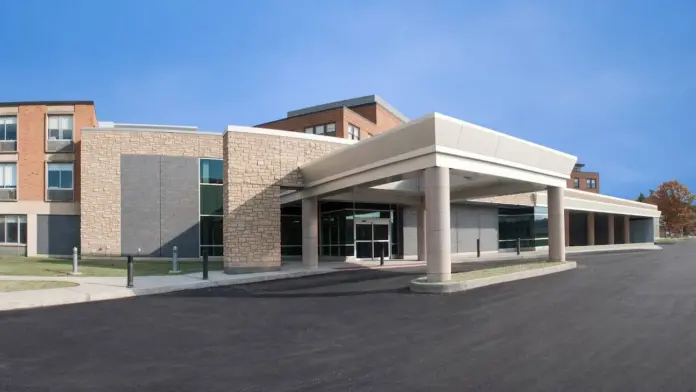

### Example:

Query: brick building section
xmin=80 ymin=130 xmax=222 ymax=256
xmin=568 ymin=171 xmax=600 ymax=193
xmin=17 ymin=105 xmax=46 ymax=200
xmin=223 ymin=131 xmax=346 ymax=272
xmin=16 ymin=104 xmax=97 ymax=201
xmin=257 ymin=103 xmax=404 ymax=140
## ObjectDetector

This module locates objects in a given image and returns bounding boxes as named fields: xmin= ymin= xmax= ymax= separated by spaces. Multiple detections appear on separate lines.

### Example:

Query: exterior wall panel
xmin=37 ymin=215 xmax=80 ymax=255
xmin=121 ymin=155 xmax=161 ymax=256
xmin=160 ymin=156 xmax=200 ymax=258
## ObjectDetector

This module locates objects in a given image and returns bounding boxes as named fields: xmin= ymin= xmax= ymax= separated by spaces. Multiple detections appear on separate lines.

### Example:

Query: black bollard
xmin=202 ymin=250 xmax=209 ymax=280
xmin=380 ymin=244 xmax=385 ymax=266
xmin=127 ymin=255 xmax=134 ymax=288
xmin=516 ymin=238 xmax=521 ymax=255
xmin=477 ymin=238 xmax=481 ymax=258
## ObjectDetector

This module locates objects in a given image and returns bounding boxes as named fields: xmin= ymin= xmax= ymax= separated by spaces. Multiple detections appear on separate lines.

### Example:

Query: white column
xmin=608 ymin=214 xmax=615 ymax=245
xmin=548 ymin=186 xmax=566 ymax=261
xmin=417 ymin=201 xmax=426 ymax=261
xmin=26 ymin=214 xmax=38 ymax=257
xmin=424 ymin=167 xmax=451 ymax=282
xmin=587 ymin=212 xmax=595 ymax=246
xmin=302 ymin=197 xmax=318 ymax=269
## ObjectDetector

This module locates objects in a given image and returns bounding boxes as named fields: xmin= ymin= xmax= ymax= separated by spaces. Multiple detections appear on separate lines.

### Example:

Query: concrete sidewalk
xmin=0 ymin=242 xmax=661 ymax=312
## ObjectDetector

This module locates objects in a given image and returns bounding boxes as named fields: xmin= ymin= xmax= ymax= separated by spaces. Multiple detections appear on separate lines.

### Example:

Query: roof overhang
xmin=536 ymin=189 xmax=661 ymax=218
xmin=281 ymin=113 xmax=577 ymax=204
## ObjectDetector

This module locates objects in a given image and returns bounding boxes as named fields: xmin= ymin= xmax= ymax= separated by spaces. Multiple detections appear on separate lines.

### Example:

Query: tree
xmin=647 ymin=180 xmax=696 ymax=236
xmin=636 ymin=192 xmax=647 ymax=202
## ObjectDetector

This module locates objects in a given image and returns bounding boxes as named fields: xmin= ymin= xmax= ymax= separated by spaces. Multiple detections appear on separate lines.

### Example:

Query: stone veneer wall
xmin=80 ymin=130 xmax=222 ymax=256
xmin=223 ymin=130 xmax=347 ymax=272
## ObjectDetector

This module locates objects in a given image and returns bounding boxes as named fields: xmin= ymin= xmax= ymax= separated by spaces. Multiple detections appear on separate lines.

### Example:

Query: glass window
xmin=47 ymin=163 xmax=73 ymax=189
xmin=19 ymin=216 xmax=27 ymax=244
xmin=200 ymin=185 xmax=223 ymax=215
xmin=573 ymin=178 xmax=580 ymax=188
xmin=200 ymin=216 xmax=223 ymax=246
xmin=348 ymin=124 xmax=360 ymax=140
xmin=200 ymin=245 xmax=223 ymax=257
xmin=0 ymin=216 xmax=4 ymax=242
xmin=47 ymin=115 xmax=73 ymax=140
xmin=0 ymin=164 xmax=16 ymax=188
xmin=305 ymin=127 xmax=313 ymax=134
xmin=315 ymin=124 xmax=325 ymax=135
xmin=326 ymin=123 xmax=336 ymax=136
xmin=6 ymin=216 xmax=17 ymax=243
xmin=0 ymin=116 xmax=17 ymax=141
xmin=586 ymin=178 xmax=597 ymax=189
xmin=281 ymin=215 xmax=302 ymax=247
xmin=200 ymin=159 xmax=223 ymax=184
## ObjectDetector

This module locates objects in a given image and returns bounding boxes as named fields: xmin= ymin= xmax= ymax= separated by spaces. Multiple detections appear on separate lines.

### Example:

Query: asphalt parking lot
xmin=1 ymin=243 xmax=695 ymax=391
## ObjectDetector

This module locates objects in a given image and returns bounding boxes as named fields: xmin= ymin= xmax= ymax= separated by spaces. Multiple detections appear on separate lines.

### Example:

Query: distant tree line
xmin=637 ymin=180 xmax=695 ymax=237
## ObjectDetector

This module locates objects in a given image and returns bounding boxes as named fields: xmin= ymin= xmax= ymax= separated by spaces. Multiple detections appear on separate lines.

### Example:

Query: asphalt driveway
xmin=1 ymin=242 xmax=696 ymax=391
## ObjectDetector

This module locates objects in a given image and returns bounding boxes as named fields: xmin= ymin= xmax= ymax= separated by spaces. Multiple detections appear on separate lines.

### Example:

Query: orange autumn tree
xmin=647 ymin=180 xmax=696 ymax=236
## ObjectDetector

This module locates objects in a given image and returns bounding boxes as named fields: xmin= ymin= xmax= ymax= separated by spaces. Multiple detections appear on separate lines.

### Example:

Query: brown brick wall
xmin=17 ymin=105 xmax=46 ymax=200
xmin=375 ymin=104 xmax=405 ymax=132
xmin=568 ymin=171 xmax=600 ymax=193
xmin=223 ymin=131 xmax=346 ymax=272
xmin=349 ymin=104 xmax=378 ymax=123
xmin=256 ymin=108 xmax=344 ymax=136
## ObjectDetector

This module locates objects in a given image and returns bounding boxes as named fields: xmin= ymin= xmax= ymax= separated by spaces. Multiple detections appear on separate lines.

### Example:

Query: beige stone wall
xmin=223 ymin=131 xmax=346 ymax=271
xmin=80 ymin=130 xmax=222 ymax=256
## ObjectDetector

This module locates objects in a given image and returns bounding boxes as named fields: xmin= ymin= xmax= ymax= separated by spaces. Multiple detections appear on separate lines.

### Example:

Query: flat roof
xmin=0 ymin=100 xmax=94 ymax=107
xmin=287 ymin=95 xmax=409 ymax=123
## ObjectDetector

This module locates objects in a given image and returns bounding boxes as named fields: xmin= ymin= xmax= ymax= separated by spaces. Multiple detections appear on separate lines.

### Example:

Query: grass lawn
xmin=0 ymin=258 xmax=224 ymax=277
xmin=0 ymin=280 xmax=79 ymax=292
xmin=451 ymin=261 xmax=566 ymax=282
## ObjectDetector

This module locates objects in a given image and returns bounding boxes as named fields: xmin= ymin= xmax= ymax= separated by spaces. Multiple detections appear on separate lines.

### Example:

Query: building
xmin=0 ymin=97 xmax=660 ymax=280
xmin=0 ymin=101 xmax=97 ymax=256
xmin=568 ymin=163 xmax=600 ymax=193
xmin=79 ymin=114 xmax=660 ymax=281
xmin=256 ymin=95 xmax=407 ymax=140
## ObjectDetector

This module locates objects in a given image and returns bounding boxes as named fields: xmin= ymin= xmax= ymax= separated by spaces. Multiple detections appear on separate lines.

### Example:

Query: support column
xmin=587 ymin=212 xmax=595 ymax=246
xmin=424 ymin=167 xmax=451 ymax=282
xmin=302 ymin=197 xmax=318 ymax=269
xmin=26 ymin=214 xmax=38 ymax=257
xmin=564 ymin=210 xmax=570 ymax=247
xmin=608 ymin=214 xmax=615 ymax=245
xmin=624 ymin=215 xmax=630 ymax=244
xmin=548 ymin=186 xmax=566 ymax=262
xmin=416 ymin=201 xmax=427 ymax=261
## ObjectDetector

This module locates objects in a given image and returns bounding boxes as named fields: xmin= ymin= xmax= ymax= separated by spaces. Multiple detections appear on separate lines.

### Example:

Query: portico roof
xmin=281 ymin=113 xmax=577 ymax=204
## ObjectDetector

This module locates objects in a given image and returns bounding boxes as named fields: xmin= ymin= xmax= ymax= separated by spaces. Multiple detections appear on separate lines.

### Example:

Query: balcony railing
xmin=46 ymin=189 xmax=74 ymax=202
xmin=0 ymin=188 xmax=17 ymax=201
xmin=0 ymin=140 xmax=17 ymax=152
xmin=46 ymin=139 xmax=74 ymax=153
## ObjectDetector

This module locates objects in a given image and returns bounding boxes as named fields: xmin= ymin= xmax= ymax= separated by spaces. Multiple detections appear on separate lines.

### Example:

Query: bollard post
xmin=202 ymin=250 xmax=209 ymax=280
xmin=127 ymin=255 xmax=134 ymax=288
xmin=169 ymin=246 xmax=180 ymax=274
xmin=476 ymin=239 xmax=481 ymax=258
xmin=70 ymin=246 xmax=82 ymax=275
xmin=380 ymin=244 xmax=385 ymax=266
xmin=516 ymin=238 xmax=521 ymax=255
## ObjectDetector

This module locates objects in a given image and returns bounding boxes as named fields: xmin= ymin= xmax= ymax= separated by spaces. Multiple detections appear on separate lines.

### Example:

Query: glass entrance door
xmin=354 ymin=219 xmax=391 ymax=260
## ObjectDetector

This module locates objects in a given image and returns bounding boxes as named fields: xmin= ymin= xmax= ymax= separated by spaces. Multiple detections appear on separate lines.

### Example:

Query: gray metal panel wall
xmin=402 ymin=204 xmax=499 ymax=256
xmin=36 ymin=215 xmax=80 ymax=255
xmin=121 ymin=155 xmax=162 ymax=256
xmin=160 ymin=156 xmax=200 ymax=257
xmin=121 ymin=155 xmax=200 ymax=257
xmin=402 ymin=207 xmax=417 ymax=256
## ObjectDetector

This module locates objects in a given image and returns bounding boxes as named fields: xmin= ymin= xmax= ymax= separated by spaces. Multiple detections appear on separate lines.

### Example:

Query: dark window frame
xmin=586 ymin=178 xmax=597 ymax=189
xmin=304 ymin=122 xmax=337 ymax=137
xmin=572 ymin=178 xmax=580 ymax=188
xmin=348 ymin=123 xmax=360 ymax=140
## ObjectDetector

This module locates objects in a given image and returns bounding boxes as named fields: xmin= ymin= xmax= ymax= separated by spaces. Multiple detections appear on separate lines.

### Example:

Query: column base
xmin=224 ymin=265 xmax=282 ymax=274
xmin=427 ymin=272 xmax=452 ymax=283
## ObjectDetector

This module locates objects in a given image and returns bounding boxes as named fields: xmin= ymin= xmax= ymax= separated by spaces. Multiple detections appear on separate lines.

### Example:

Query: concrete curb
xmin=0 ymin=269 xmax=335 ymax=312
xmin=410 ymin=262 xmax=578 ymax=294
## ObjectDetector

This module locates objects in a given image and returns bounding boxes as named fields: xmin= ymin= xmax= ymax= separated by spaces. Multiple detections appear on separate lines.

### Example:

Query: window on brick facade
xmin=47 ymin=163 xmax=73 ymax=189
xmin=304 ymin=123 xmax=336 ymax=136
xmin=586 ymin=178 xmax=597 ymax=189
xmin=573 ymin=178 xmax=580 ymax=188
xmin=0 ymin=164 xmax=16 ymax=189
xmin=47 ymin=115 xmax=73 ymax=141
xmin=348 ymin=124 xmax=360 ymax=140
xmin=0 ymin=215 xmax=26 ymax=244
xmin=0 ymin=116 xmax=16 ymax=141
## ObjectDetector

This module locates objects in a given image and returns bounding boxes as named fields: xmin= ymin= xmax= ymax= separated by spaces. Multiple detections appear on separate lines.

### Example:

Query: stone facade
xmin=80 ymin=129 xmax=222 ymax=256
xmin=223 ymin=130 xmax=346 ymax=272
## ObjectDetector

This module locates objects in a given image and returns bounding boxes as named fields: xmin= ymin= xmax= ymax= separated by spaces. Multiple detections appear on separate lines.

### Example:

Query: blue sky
xmin=0 ymin=0 xmax=691 ymax=198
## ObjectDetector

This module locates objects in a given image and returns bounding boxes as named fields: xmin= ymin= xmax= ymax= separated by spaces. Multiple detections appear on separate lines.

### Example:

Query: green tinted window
xmin=200 ymin=159 xmax=223 ymax=184
xmin=200 ymin=185 xmax=223 ymax=215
